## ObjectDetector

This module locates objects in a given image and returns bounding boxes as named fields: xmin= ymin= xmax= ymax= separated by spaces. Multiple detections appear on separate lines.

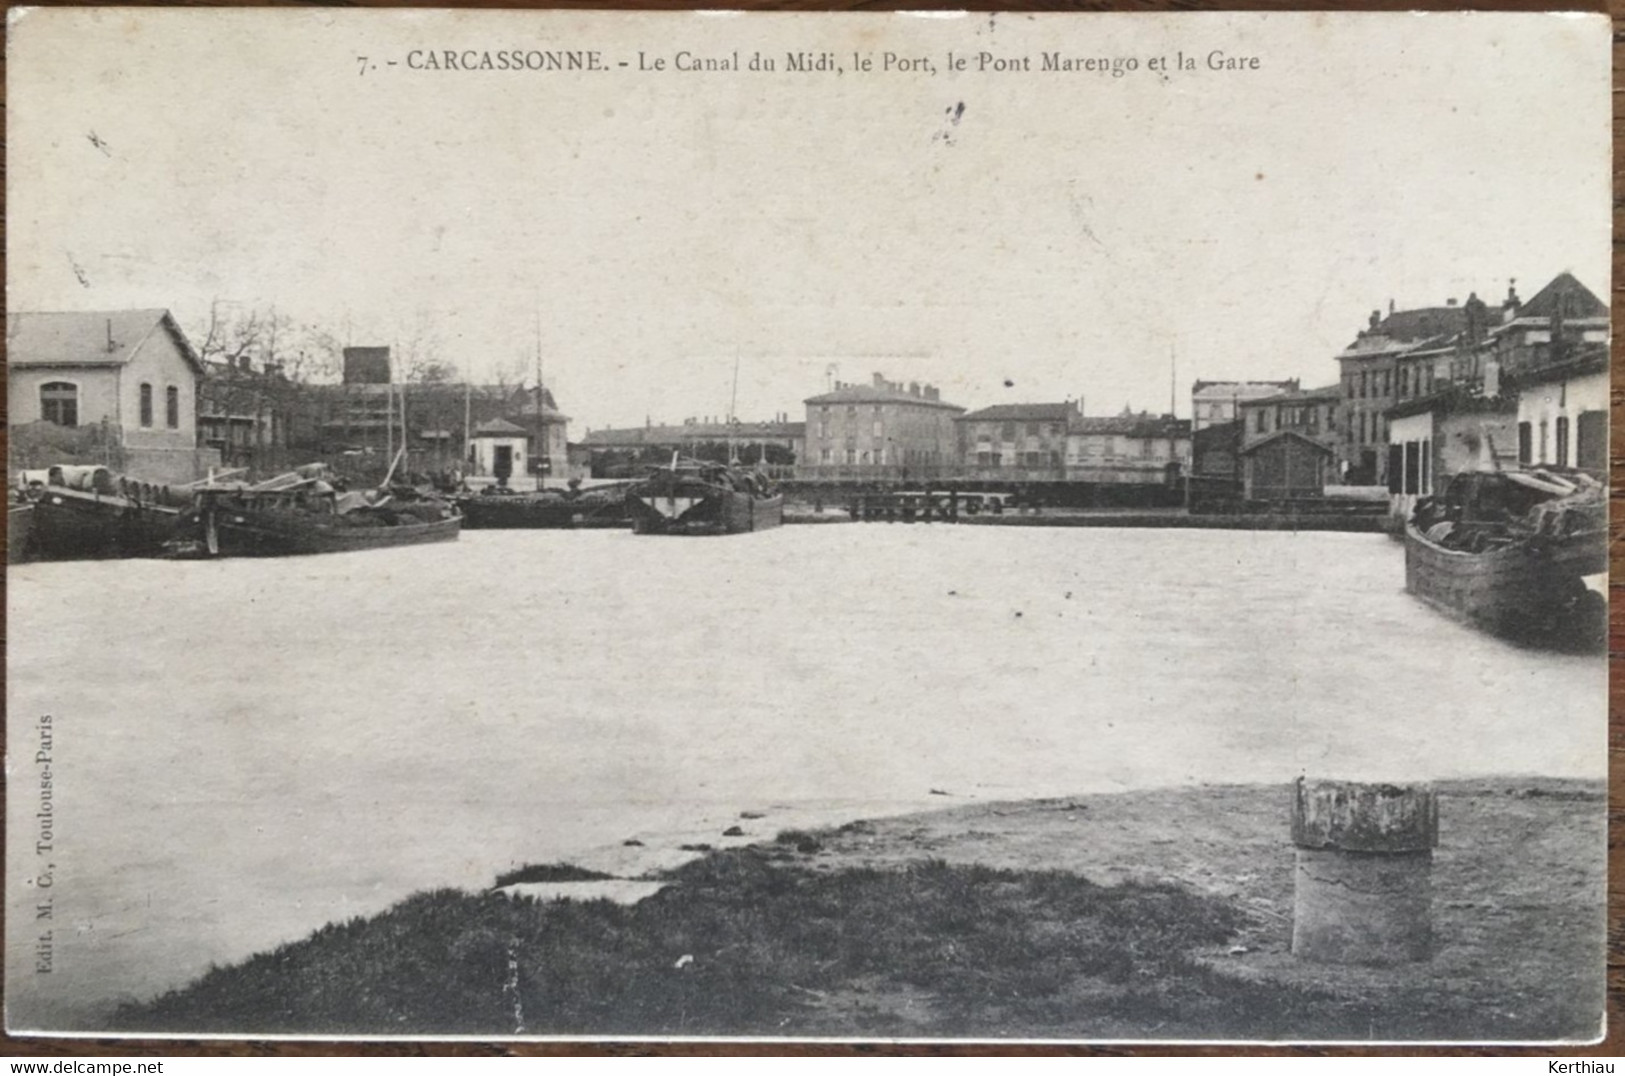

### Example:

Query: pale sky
xmin=7 ymin=9 xmax=1611 ymax=432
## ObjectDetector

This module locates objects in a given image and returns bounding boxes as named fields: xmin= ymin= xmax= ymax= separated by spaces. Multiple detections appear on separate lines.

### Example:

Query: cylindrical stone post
xmin=1290 ymin=778 xmax=1438 ymax=965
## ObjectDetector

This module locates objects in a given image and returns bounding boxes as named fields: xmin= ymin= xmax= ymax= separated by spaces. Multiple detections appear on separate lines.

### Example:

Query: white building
xmin=470 ymin=418 xmax=531 ymax=486
xmin=1513 ymin=348 xmax=1608 ymax=473
xmin=1190 ymin=379 xmax=1299 ymax=432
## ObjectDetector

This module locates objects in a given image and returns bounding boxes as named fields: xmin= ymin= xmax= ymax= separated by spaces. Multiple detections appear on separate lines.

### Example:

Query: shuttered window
xmin=1576 ymin=411 xmax=1606 ymax=473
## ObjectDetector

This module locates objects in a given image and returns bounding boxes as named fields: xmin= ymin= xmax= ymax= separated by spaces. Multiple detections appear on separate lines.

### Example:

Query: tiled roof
xmin=1238 ymin=429 xmax=1335 ymax=456
xmin=1191 ymin=379 xmax=1298 ymax=398
xmin=957 ymin=403 xmax=1075 ymax=423
xmin=583 ymin=422 xmax=804 ymax=446
xmin=1338 ymin=305 xmax=1469 ymax=360
xmin=1515 ymin=272 xmax=1607 ymax=322
xmin=804 ymin=384 xmax=963 ymax=411
xmin=1372 ymin=306 xmax=1468 ymax=342
xmin=1244 ymin=383 xmax=1342 ymax=406
xmin=7 ymin=309 xmax=202 ymax=373
xmin=1387 ymin=384 xmax=1517 ymax=421
xmin=1506 ymin=344 xmax=1610 ymax=389
xmin=472 ymin=418 xmax=529 ymax=436
xmin=1074 ymin=414 xmax=1189 ymax=438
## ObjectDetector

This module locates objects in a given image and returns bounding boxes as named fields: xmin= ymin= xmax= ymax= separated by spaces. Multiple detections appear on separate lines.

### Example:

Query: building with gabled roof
xmin=7 ymin=308 xmax=217 ymax=482
xmin=1239 ymin=429 xmax=1336 ymax=503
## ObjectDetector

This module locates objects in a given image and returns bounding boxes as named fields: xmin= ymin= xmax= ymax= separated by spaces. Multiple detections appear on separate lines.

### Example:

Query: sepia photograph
xmin=3 ymin=7 xmax=1611 ymax=1044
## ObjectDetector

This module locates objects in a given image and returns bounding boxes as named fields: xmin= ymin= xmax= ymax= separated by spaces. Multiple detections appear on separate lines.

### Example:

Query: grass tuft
xmin=492 ymin=863 xmax=617 ymax=887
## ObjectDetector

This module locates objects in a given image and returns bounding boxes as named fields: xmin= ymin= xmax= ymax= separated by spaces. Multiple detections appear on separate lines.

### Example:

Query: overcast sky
xmin=7 ymin=9 xmax=1610 ymax=432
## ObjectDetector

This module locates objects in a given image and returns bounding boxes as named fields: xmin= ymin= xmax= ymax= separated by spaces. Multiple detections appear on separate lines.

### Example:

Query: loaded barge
xmin=1404 ymin=468 xmax=1607 ymax=645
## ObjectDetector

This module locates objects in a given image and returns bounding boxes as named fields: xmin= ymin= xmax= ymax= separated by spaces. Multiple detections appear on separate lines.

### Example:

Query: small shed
xmin=470 ymin=418 xmax=530 ymax=483
xmin=1240 ymin=429 xmax=1333 ymax=502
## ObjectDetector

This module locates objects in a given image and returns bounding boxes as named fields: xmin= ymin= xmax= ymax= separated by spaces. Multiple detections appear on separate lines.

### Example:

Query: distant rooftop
xmin=805 ymin=373 xmax=962 ymax=411
xmin=957 ymin=403 xmax=1077 ymax=423
xmin=583 ymin=420 xmax=804 ymax=446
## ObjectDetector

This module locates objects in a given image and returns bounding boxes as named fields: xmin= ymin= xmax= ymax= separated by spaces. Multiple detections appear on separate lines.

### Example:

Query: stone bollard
xmin=1290 ymin=778 xmax=1438 ymax=965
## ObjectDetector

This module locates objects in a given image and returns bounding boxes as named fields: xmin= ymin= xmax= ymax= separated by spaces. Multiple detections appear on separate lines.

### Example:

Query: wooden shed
xmin=1240 ymin=429 xmax=1334 ymax=503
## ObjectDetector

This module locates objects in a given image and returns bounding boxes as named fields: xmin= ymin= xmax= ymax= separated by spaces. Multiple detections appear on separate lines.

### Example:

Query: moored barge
xmin=1404 ymin=469 xmax=1606 ymax=644
xmin=626 ymin=458 xmax=783 ymax=536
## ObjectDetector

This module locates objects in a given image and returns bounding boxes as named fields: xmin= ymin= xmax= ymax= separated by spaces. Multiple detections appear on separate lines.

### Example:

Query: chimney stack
xmin=872 ymin=372 xmax=886 ymax=389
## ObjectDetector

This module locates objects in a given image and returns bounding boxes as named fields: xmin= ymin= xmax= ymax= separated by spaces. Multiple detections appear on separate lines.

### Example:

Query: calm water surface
xmin=5 ymin=527 xmax=1605 ymax=1028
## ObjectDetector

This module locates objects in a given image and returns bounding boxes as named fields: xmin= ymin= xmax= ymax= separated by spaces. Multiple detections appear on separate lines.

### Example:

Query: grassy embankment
xmin=109 ymin=779 xmax=1604 ymax=1041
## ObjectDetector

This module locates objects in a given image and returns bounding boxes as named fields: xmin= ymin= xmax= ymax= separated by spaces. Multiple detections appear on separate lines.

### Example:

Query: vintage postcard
xmin=4 ymin=8 xmax=1610 ymax=1042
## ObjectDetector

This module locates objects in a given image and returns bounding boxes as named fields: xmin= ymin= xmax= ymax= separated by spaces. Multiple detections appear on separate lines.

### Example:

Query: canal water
xmin=5 ymin=527 xmax=1606 ymax=1029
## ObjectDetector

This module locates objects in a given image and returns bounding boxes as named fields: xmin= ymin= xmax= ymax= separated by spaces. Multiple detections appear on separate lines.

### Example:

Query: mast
xmin=729 ymin=351 xmax=741 ymax=466
xmin=463 ymin=377 xmax=472 ymax=474
xmin=542 ymin=300 xmax=555 ymax=490
xmin=385 ymin=343 xmax=394 ymax=476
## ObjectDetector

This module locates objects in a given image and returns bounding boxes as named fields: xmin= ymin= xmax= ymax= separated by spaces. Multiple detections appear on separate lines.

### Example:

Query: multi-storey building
xmin=799 ymin=374 xmax=963 ymax=479
xmin=1337 ymin=300 xmax=1473 ymax=485
xmin=1064 ymin=411 xmax=1190 ymax=485
xmin=1237 ymin=384 xmax=1341 ymax=452
xmin=1190 ymin=379 xmax=1299 ymax=432
xmin=1348 ymin=271 xmax=1608 ymax=490
xmin=955 ymin=402 xmax=1077 ymax=479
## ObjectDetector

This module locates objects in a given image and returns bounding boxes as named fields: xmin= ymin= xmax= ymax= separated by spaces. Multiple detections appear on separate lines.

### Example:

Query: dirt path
xmin=775 ymin=778 xmax=1605 ymax=1041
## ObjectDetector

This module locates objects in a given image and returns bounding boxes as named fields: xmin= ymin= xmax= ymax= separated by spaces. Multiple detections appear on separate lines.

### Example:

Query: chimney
xmin=1464 ymin=291 xmax=1487 ymax=343
xmin=105 ymin=318 xmax=115 ymax=353
xmin=1505 ymin=278 xmax=1520 ymax=310
xmin=925 ymin=385 xmax=940 ymax=401
xmin=1446 ymin=297 xmax=1457 ymax=307
xmin=909 ymin=381 xmax=921 ymax=397
xmin=873 ymin=372 xmax=886 ymax=389
xmin=1369 ymin=310 xmax=1381 ymax=331
xmin=1389 ymin=299 xmax=1396 ymax=315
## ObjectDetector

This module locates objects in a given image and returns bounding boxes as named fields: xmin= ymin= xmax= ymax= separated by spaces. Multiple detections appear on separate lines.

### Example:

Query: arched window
xmin=139 ymin=383 xmax=154 ymax=427
xmin=166 ymin=386 xmax=180 ymax=429
xmin=39 ymin=382 xmax=78 ymax=427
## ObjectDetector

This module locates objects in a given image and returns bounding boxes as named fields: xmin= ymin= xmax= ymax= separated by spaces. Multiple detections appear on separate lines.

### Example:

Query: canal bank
xmin=783 ymin=506 xmax=1388 ymax=533
xmin=108 ymin=776 xmax=1604 ymax=1040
